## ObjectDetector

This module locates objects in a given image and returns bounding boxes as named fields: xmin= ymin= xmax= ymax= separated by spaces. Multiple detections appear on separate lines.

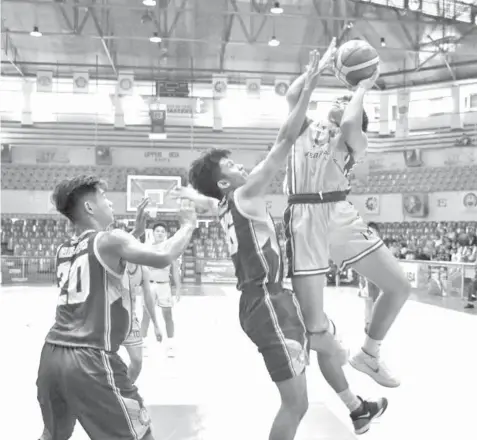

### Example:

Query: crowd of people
xmin=385 ymin=229 xmax=477 ymax=262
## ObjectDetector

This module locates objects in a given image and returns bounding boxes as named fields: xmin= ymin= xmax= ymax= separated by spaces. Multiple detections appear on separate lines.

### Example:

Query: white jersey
xmin=284 ymin=118 xmax=357 ymax=195
xmin=126 ymin=263 xmax=144 ymax=311
xmin=148 ymin=242 xmax=171 ymax=283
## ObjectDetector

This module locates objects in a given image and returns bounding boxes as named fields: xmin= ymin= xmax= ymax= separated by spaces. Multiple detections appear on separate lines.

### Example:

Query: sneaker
xmin=350 ymin=396 xmax=388 ymax=435
xmin=349 ymin=349 xmax=400 ymax=387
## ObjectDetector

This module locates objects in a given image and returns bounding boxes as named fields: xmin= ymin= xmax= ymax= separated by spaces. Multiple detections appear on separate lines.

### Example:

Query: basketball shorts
xmin=37 ymin=343 xmax=151 ymax=440
xmin=239 ymin=285 xmax=309 ymax=383
xmin=123 ymin=317 xmax=142 ymax=347
xmin=285 ymin=200 xmax=383 ymax=276
xmin=149 ymin=281 xmax=172 ymax=308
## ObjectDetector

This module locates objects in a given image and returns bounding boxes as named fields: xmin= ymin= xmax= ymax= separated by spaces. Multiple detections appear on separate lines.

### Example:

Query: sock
xmin=363 ymin=336 xmax=382 ymax=358
xmin=338 ymin=389 xmax=362 ymax=413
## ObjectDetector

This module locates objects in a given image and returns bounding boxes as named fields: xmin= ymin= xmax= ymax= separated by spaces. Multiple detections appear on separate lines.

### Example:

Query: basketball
xmin=334 ymin=39 xmax=380 ymax=88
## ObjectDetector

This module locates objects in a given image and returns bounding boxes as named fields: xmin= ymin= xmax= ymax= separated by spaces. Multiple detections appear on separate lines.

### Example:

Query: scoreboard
xmin=156 ymin=81 xmax=190 ymax=98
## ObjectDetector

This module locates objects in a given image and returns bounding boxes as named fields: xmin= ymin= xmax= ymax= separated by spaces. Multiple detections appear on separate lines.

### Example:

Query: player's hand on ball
xmin=357 ymin=65 xmax=380 ymax=91
xmin=318 ymin=37 xmax=337 ymax=72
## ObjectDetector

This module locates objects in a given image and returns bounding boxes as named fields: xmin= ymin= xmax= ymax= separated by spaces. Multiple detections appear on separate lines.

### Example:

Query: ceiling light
xmin=143 ymin=0 xmax=156 ymax=6
xmin=271 ymin=2 xmax=283 ymax=14
xmin=408 ymin=0 xmax=421 ymax=11
xmin=380 ymin=37 xmax=386 ymax=47
xmin=149 ymin=32 xmax=162 ymax=43
xmin=30 ymin=26 xmax=42 ymax=37
xmin=268 ymin=36 xmax=280 ymax=47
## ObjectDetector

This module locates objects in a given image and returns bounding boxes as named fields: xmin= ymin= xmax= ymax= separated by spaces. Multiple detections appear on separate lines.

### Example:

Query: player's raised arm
xmin=169 ymin=186 xmax=218 ymax=214
xmin=286 ymin=38 xmax=336 ymax=111
xmin=338 ymin=69 xmax=379 ymax=154
xmin=98 ymin=206 xmax=196 ymax=268
xmin=239 ymin=51 xmax=321 ymax=200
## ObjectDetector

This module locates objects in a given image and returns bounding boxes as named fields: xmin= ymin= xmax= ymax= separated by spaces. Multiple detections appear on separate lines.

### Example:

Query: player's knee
xmin=130 ymin=352 xmax=143 ymax=371
xmin=280 ymin=388 xmax=308 ymax=421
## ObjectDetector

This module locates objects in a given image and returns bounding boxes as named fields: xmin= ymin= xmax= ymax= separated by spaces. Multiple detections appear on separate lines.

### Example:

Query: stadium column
xmin=379 ymin=92 xmax=391 ymax=136
xmin=450 ymin=84 xmax=464 ymax=130
xmin=395 ymin=89 xmax=410 ymax=138
xmin=113 ymin=94 xmax=125 ymax=128
xmin=21 ymin=80 xmax=33 ymax=126
xmin=213 ymin=99 xmax=223 ymax=131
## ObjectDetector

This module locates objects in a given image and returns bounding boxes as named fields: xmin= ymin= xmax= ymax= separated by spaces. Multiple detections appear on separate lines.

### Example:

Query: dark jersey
xmin=218 ymin=191 xmax=284 ymax=292
xmin=45 ymin=230 xmax=132 ymax=352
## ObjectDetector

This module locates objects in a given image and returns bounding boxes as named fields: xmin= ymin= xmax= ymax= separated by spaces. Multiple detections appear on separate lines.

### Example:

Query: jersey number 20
xmin=57 ymin=253 xmax=90 ymax=305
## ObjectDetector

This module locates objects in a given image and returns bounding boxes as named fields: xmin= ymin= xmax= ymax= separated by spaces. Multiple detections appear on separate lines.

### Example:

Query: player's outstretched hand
xmin=169 ymin=185 xmax=200 ymax=204
xmin=357 ymin=65 xmax=380 ymax=91
xmin=318 ymin=37 xmax=337 ymax=72
xmin=179 ymin=200 xmax=197 ymax=228
xmin=132 ymin=197 xmax=149 ymax=238
xmin=304 ymin=50 xmax=322 ymax=90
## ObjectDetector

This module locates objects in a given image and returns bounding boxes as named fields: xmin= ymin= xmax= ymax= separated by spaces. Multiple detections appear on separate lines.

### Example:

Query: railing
xmin=1 ymin=256 xmax=475 ymax=300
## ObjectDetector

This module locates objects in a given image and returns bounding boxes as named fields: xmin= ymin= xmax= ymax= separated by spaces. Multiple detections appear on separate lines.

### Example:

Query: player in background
xmin=37 ymin=176 xmax=196 ymax=440
xmin=183 ymin=49 xmax=387 ymax=438
xmin=124 ymin=258 xmax=162 ymax=383
xmin=141 ymin=222 xmax=181 ymax=357
xmin=284 ymin=53 xmax=410 ymax=389
xmin=357 ymin=222 xmax=381 ymax=333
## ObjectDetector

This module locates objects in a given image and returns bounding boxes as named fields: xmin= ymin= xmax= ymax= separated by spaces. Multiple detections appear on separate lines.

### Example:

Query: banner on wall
xmin=36 ymin=147 xmax=70 ymax=164
xmin=1 ymin=144 xmax=12 ymax=163
xmin=402 ymin=193 xmax=428 ymax=218
xmin=362 ymin=195 xmax=380 ymax=215
xmin=463 ymin=192 xmax=477 ymax=209
xmin=399 ymin=261 xmax=419 ymax=289
xmin=201 ymin=260 xmax=236 ymax=284
xmin=403 ymin=149 xmax=423 ymax=167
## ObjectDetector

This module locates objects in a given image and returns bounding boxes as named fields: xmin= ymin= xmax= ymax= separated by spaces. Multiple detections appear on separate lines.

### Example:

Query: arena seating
xmin=3 ymin=163 xmax=477 ymax=194
xmin=350 ymin=164 xmax=477 ymax=194
xmin=0 ymin=216 xmax=287 ymax=259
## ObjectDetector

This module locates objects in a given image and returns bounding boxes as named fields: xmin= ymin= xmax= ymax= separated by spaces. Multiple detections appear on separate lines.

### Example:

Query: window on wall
xmin=469 ymin=94 xmax=477 ymax=109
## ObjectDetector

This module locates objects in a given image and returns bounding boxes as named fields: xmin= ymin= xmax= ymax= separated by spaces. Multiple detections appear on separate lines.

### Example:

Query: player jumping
xmin=184 ymin=49 xmax=386 ymax=439
xmin=284 ymin=50 xmax=411 ymax=389
xmin=141 ymin=222 xmax=181 ymax=357
xmin=37 ymin=175 xmax=196 ymax=440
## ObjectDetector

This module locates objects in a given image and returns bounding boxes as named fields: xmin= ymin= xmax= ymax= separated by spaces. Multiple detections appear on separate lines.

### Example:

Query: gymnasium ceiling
xmin=2 ymin=0 xmax=477 ymax=89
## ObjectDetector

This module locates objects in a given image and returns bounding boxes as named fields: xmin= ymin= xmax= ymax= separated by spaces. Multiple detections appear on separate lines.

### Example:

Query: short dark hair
xmin=52 ymin=175 xmax=106 ymax=222
xmin=368 ymin=222 xmax=380 ymax=233
xmin=188 ymin=148 xmax=230 ymax=200
xmin=152 ymin=222 xmax=167 ymax=232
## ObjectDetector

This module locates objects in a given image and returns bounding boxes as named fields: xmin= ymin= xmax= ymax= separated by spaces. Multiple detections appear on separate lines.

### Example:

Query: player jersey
xmin=45 ymin=230 xmax=132 ymax=352
xmin=218 ymin=191 xmax=284 ymax=291
xmin=284 ymin=117 xmax=357 ymax=195
xmin=127 ymin=263 xmax=143 ymax=313
xmin=148 ymin=242 xmax=171 ymax=282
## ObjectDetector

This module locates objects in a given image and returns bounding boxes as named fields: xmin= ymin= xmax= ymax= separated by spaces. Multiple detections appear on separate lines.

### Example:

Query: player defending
xmin=284 ymin=53 xmax=411 ymax=388
xmin=141 ymin=222 xmax=181 ymax=357
xmin=124 ymin=260 xmax=162 ymax=383
xmin=37 ymin=176 xmax=196 ymax=440
xmin=185 ymin=50 xmax=386 ymax=439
